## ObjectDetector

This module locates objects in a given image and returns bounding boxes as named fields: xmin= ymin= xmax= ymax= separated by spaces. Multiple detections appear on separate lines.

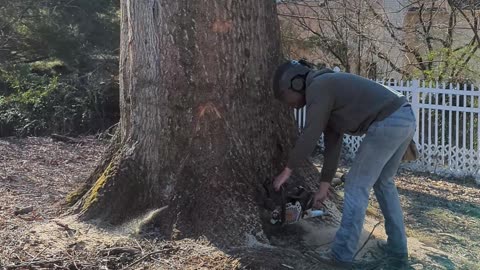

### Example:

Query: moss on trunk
xmin=82 ymin=161 xmax=115 ymax=211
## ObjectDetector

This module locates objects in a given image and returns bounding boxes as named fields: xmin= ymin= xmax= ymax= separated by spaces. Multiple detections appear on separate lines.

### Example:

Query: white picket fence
xmin=294 ymin=79 xmax=480 ymax=179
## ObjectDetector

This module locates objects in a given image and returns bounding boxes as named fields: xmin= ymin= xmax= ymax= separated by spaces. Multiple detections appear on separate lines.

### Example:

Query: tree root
xmin=65 ymin=131 xmax=120 ymax=207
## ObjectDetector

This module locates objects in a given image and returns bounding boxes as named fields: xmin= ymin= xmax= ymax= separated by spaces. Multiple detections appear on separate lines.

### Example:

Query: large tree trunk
xmin=69 ymin=0 xmax=318 ymax=245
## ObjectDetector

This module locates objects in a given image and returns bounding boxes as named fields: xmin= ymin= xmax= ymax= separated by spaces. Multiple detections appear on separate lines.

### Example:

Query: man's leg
xmin=373 ymin=135 xmax=413 ymax=256
xmin=331 ymin=106 xmax=415 ymax=263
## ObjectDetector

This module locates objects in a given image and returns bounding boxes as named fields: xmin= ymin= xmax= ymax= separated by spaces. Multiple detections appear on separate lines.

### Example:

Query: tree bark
xmin=69 ymin=0 xmax=319 ymax=246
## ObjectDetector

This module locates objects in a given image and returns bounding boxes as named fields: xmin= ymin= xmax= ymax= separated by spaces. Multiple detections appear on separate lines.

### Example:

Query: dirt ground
xmin=0 ymin=137 xmax=479 ymax=269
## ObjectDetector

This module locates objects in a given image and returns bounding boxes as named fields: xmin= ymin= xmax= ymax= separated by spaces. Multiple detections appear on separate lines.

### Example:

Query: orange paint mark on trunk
xmin=212 ymin=19 xmax=233 ymax=33
xmin=194 ymin=102 xmax=223 ymax=132
xmin=197 ymin=102 xmax=222 ymax=119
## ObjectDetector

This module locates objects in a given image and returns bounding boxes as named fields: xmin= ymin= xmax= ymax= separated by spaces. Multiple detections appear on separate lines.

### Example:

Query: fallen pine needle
xmin=122 ymin=250 xmax=164 ymax=269
xmin=6 ymin=259 xmax=62 ymax=269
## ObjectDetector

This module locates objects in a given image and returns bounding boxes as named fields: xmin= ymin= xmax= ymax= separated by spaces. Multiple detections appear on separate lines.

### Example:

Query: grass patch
xmin=31 ymin=60 xmax=65 ymax=73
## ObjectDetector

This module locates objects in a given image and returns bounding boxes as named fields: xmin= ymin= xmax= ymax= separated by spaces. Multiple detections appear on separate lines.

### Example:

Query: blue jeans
xmin=332 ymin=104 xmax=416 ymax=263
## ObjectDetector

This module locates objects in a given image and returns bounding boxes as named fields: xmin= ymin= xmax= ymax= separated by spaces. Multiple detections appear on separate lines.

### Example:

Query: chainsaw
xmin=262 ymin=179 xmax=328 ymax=225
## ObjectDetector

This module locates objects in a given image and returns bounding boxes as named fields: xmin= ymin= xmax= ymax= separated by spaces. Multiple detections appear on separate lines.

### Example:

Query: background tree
xmin=277 ymin=0 xmax=480 ymax=82
xmin=68 ymin=0 xmax=320 ymax=245
xmin=0 ymin=0 xmax=120 ymax=136
xmin=277 ymin=0 xmax=371 ymax=74
xmin=0 ymin=0 xmax=119 ymax=66
xmin=366 ymin=0 xmax=480 ymax=82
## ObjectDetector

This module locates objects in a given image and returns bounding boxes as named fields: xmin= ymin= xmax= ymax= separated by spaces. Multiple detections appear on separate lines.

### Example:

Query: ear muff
xmin=291 ymin=75 xmax=305 ymax=93
xmin=273 ymin=60 xmax=311 ymax=98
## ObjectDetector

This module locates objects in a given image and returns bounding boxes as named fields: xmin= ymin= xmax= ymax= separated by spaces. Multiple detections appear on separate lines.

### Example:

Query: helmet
xmin=273 ymin=60 xmax=311 ymax=99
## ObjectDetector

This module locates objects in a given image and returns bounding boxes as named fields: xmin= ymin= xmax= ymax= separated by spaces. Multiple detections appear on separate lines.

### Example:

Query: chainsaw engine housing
xmin=262 ymin=180 xmax=315 ymax=225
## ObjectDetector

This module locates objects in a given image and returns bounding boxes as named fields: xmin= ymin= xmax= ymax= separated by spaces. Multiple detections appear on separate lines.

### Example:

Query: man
xmin=272 ymin=60 xmax=415 ymax=268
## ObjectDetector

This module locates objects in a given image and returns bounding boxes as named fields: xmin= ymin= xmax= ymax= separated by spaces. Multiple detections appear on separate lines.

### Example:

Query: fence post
xmin=411 ymin=80 xmax=420 ymax=144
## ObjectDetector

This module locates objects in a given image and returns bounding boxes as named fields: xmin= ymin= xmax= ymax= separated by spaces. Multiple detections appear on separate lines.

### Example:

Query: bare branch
xmin=278 ymin=13 xmax=337 ymax=22
xmin=451 ymin=43 xmax=479 ymax=79
xmin=365 ymin=2 xmax=427 ymax=71
xmin=448 ymin=0 xmax=480 ymax=45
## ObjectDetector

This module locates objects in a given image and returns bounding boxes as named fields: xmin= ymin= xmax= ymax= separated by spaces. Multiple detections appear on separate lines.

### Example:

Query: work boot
xmin=377 ymin=242 xmax=409 ymax=269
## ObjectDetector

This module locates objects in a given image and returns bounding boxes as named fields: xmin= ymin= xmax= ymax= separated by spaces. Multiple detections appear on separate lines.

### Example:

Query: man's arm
xmin=320 ymin=127 xmax=343 ymax=183
xmin=273 ymin=81 xmax=333 ymax=192
xmin=287 ymin=94 xmax=333 ymax=169
xmin=311 ymin=127 xmax=343 ymax=208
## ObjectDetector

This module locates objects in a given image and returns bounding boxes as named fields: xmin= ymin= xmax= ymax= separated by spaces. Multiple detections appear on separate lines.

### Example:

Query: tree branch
xmin=366 ymin=2 xmax=427 ymax=71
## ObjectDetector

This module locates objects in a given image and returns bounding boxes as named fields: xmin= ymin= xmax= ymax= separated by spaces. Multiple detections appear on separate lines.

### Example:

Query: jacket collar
xmin=305 ymin=68 xmax=335 ymax=88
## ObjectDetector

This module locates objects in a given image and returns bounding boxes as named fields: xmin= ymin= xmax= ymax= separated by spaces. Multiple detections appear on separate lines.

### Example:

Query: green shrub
xmin=0 ymin=63 xmax=119 ymax=137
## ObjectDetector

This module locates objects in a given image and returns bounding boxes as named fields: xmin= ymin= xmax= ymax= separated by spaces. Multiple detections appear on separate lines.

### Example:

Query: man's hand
xmin=313 ymin=182 xmax=331 ymax=209
xmin=273 ymin=167 xmax=292 ymax=191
